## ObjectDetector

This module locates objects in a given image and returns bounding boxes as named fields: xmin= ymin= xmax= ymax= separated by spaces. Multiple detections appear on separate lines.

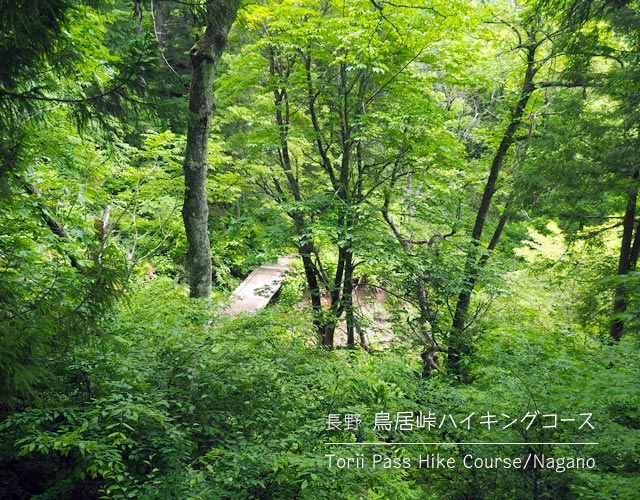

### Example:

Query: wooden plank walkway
xmin=227 ymin=256 xmax=293 ymax=315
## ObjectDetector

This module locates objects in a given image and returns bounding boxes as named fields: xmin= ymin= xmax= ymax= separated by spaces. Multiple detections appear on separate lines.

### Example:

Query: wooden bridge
xmin=226 ymin=256 xmax=293 ymax=315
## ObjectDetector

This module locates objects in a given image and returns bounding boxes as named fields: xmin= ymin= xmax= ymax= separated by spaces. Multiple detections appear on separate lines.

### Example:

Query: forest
xmin=0 ymin=0 xmax=639 ymax=498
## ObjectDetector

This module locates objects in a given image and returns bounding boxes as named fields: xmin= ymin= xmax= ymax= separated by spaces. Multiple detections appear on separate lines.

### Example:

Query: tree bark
xmin=302 ymin=53 xmax=359 ymax=348
xmin=270 ymin=55 xmax=326 ymax=341
xmin=22 ymin=180 xmax=87 ymax=274
xmin=448 ymin=32 xmax=539 ymax=375
xmin=343 ymin=250 xmax=355 ymax=347
xmin=182 ymin=0 xmax=240 ymax=299
xmin=610 ymin=175 xmax=638 ymax=340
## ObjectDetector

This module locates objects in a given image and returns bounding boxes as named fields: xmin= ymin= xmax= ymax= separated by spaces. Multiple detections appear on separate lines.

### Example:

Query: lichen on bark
xmin=181 ymin=0 xmax=241 ymax=299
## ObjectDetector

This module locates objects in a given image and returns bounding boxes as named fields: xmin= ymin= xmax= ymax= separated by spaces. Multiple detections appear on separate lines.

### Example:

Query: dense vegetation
xmin=1 ymin=0 xmax=639 ymax=498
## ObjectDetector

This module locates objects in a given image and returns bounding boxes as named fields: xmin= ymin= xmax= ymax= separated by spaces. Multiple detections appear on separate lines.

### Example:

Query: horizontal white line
xmin=325 ymin=442 xmax=598 ymax=446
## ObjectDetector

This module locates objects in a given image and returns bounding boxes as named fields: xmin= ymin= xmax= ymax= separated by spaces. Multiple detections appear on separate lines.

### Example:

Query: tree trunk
xmin=448 ymin=34 xmax=538 ymax=375
xmin=610 ymin=176 xmax=638 ymax=340
xmin=323 ymin=247 xmax=346 ymax=347
xmin=22 ymin=180 xmax=87 ymax=274
xmin=182 ymin=0 xmax=240 ymax=299
xmin=343 ymin=250 xmax=355 ymax=348
xmin=270 ymin=62 xmax=326 ymax=341
xmin=299 ymin=240 xmax=325 ymax=341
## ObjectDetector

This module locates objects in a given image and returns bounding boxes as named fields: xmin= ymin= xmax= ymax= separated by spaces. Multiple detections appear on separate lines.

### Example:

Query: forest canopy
xmin=0 ymin=0 xmax=639 ymax=498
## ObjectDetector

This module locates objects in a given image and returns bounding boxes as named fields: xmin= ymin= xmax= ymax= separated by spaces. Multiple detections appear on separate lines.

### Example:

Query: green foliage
xmin=3 ymin=266 xmax=639 ymax=499
xmin=2 ymin=0 xmax=640 ymax=499
xmin=0 ymin=278 xmax=424 ymax=499
xmin=0 ymin=0 xmax=71 ymax=90
xmin=0 ymin=124 xmax=125 ymax=399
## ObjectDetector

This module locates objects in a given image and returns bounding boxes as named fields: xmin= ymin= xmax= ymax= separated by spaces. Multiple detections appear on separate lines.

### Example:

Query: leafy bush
xmin=2 ymin=273 xmax=638 ymax=499
xmin=1 ymin=278 xmax=424 ymax=499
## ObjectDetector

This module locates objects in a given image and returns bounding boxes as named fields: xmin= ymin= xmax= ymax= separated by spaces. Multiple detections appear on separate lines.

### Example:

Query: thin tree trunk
xmin=182 ymin=0 xmax=240 ymax=299
xmin=381 ymin=201 xmax=446 ymax=375
xmin=22 ymin=180 xmax=87 ymax=273
xmin=343 ymin=251 xmax=355 ymax=347
xmin=448 ymin=35 xmax=538 ymax=375
xmin=324 ymin=247 xmax=346 ymax=346
xmin=134 ymin=0 xmax=142 ymax=35
xmin=300 ymin=240 xmax=325 ymax=340
xmin=610 ymin=179 xmax=638 ymax=340
xmin=270 ymin=59 xmax=326 ymax=341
